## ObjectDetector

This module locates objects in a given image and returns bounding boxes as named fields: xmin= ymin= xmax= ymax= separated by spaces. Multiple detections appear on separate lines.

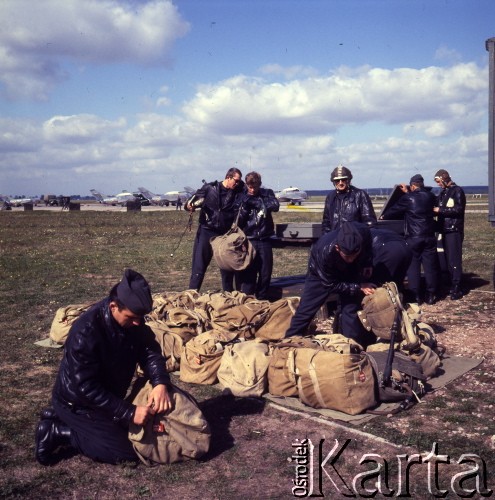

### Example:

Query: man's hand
xmin=133 ymin=384 xmax=172 ymax=426
xmin=148 ymin=384 xmax=172 ymax=415
xmin=433 ymin=207 xmax=440 ymax=213
xmin=133 ymin=405 xmax=154 ymax=426
xmin=360 ymin=283 xmax=376 ymax=295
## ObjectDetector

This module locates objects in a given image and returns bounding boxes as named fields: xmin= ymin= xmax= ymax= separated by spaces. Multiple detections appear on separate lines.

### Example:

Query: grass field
xmin=0 ymin=207 xmax=494 ymax=498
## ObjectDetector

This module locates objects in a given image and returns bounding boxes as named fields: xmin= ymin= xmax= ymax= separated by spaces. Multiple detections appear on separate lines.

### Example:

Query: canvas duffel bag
xmin=210 ymin=214 xmax=256 ymax=272
xmin=145 ymin=319 xmax=187 ymax=373
xmin=49 ymin=302 xmax=94 ymax=345
xmin=295 ymin=345 xmax=376 ymax=415
xmin=267 ymin=336 xmax=321 ymax=398
xmin=255 ymin=297 xmax=300 ymax=341
xmin=128 ymin=379 xmax=210 ymax=466
xmin=179 ymin=330 xmax=240 ymax=384
xmin=217 ymin=338 xmax=270 ymax=397
xmin=358 ymin=282 xmax=420 ymax=351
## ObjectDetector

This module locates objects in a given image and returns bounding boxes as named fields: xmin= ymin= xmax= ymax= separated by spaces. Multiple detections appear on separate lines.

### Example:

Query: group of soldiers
xmin=35 ymin=163 xmax=466 ymax=467
xmin=184 ymin=164 xmax=466 ymax=347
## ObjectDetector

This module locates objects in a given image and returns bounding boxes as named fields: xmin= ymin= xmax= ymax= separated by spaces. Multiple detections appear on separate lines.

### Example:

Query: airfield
xmin=7 ymin=198 xmax=489 ymax=214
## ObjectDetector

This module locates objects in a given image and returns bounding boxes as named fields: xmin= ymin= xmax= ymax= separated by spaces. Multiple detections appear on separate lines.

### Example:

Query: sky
xmin=1 ymin=0 xmax=494 ymax=198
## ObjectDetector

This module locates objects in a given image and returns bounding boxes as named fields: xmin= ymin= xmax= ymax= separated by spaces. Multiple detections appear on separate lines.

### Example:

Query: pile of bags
xmin=46 ymin=284 xmax=445 ymax=463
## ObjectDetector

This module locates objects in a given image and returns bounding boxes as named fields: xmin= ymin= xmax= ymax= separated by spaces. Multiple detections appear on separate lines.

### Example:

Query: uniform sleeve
xmin=360 ymin=191 xmax=377 ymax=224
xmin=138 ymin=326 xmax=171 ymax=388
xmin=322 ymin=193 xmax=335 ymax=233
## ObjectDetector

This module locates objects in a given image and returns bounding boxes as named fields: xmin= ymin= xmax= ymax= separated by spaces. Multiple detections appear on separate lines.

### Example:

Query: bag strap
xmin=382 ymin=308 xmax=400 ymax=384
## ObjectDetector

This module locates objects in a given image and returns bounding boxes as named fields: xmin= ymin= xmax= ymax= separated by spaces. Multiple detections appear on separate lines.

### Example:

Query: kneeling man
xmin=35 ymin=269 xmax=171 ymax=465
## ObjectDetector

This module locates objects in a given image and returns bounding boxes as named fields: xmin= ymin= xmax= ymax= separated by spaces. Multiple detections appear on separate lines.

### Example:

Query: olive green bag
xmin=49 ymin=302 xmax=94 ymax=345
xmin=295 ymin=340 xmax=376 ymax=415
xmin=179 ymin=330 xmax=240 ymax=384
xmin=128 ymin=380 xmax=210 ymax=466
xmin=217 ymin=338 xmax=270 ymax=397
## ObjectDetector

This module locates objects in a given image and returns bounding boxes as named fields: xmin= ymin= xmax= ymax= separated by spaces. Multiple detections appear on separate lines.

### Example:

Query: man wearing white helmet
xmin=322 ymin=165 xmax=377 ymax=233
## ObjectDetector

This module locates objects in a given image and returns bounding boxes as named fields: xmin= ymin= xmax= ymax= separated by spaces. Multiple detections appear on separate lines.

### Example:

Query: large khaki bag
xmin=128 ymin=380 xmax=210 ymax=466
xmin=150 ymin=290 xmax=200 ymax=320
xmin=179 ymin=330 xmax=240 ymax=384
xmin=313 ymin=333 xmax=364 ymax=352
xmin=145 ymin=319 xmax=188 ymax=373
xmin=210 ymin=217 xmax=256 ymax=271
xmin=217 ymin=339 xmax=270 ymax=397
xmin=255 ymin=297 xmax=300 ymax=341
xmin=295 ymin=342 xmax=376 ymax=415
xmin=358 ymin=282 xmax=420 ymax=351
xmin=201 ymin=293 xmax=270 ymax=338
xmin=267 ymin=336 xmax=320 ymax=397
xmin=49 ymin=303 xmax=94 ymax=345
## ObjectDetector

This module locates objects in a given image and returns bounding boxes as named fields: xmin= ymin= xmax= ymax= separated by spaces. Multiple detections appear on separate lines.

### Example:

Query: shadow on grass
xmin=199 ymin=394 xmax=265 ymax=460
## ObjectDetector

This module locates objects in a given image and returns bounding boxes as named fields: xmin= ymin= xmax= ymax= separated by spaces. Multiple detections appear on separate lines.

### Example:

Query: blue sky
xmin=0 ymin=0 xmax=493 ymax=197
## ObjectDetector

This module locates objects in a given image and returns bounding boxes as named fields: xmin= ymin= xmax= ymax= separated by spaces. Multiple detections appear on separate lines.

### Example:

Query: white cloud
xmin=0 ymin=0 xmax=189 ymax=100
xmin=183 ymin=63 xmax=486 ymax=137
xmin=258 ymin=63 xmax=319 ymax=80
xmin=0 ymin=61 xmax=489 ymax=195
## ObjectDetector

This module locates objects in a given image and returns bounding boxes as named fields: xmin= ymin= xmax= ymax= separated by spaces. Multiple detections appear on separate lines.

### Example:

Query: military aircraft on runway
xmin=90 ymin=189 xmax=138 ymax=206
xmin=275 ymin=186 xmax=308 ymax=205
xmin=137 ymin=187 xmax=195 ymax=206
xmin=7 ymin=196 xmax=40 ymax=207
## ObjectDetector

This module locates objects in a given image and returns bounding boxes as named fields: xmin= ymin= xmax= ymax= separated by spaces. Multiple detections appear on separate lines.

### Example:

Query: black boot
xmin=450 ymin=285 xmax=463 ymax=300
xmin=425 ymin=292 xmax=437 ymax=305
xmin=35 ymin=419 xmax=72 ymax=465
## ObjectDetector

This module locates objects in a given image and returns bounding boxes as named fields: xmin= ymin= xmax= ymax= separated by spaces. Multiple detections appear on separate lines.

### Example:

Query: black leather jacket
xmin=52 ymin=298 xmax=170 ymax=426
xmin=308 ymin=223 xmax=372 ymax=294
xmin=188 ymin=180 xmax=243 ymax=234
xmin=322 ymin=186 xmax=377 ymax=233
xmin=238 ymin=188 xmax=279 ymax=240
xmin=436 ymin=183 xmax=466 ymax=234
xmin=381 ymin=187 xmax=437 ymax=238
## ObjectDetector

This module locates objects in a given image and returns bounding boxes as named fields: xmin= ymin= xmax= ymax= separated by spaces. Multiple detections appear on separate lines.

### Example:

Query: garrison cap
xmin=336 ymin=222 xmax=363 ymax=255
xmin=409 ymin=174 xmax=424 ymax=184
xmin=114 ymin=269 xmax=153 ymax=316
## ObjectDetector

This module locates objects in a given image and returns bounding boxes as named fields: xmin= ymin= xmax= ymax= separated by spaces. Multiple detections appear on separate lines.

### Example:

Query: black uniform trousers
xmin=371 ymin=239 xmax=412 ymax=291
xmin=53 ymin=397 xmax=137 ymax=464
xmin=284 ymin=274 xmax=376 ymax=348
xmin=442 ymin=232 xmax=463 ymax=287
xmin=189 ymin=225 xmax=234 ymax=292
xmin=406 ymin=235 xmax=439 ymax=296
xmin=238 ymin=238 xmax=273 ymax=300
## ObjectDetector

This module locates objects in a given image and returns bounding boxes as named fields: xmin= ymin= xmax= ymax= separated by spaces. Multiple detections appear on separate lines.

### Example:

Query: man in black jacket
xmin=285 ymin=222 xmax=377 ymax=347
xmin=237 ymin=171 xmax=280 ymax=299
xmin=322 ymin=165 xmax=377 ymax=232
xmin=35 ymin=269 xmax=171 ymax=465
xmin=381 ymin=174 xmax=440 ymax=305
xmin=185 ymin=168 xmax=244 ymax=292
xmin=433 ymin=169 xmax=466 ymax=300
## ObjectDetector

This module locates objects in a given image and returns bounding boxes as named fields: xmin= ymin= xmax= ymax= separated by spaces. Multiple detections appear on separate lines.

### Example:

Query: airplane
xmin=90 ymin=189 xmax=138 ymax=206
xmin=274 ymin=186 xmax=308 ymax=205
xmin=137 ymin=186 xmax=195 ymax=206
xmin=7 ymin=196 xmax=40 ymax=207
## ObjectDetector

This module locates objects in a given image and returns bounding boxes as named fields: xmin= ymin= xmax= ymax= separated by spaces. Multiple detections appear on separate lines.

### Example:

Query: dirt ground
xmin=169 ymin=287 xmax=495 ymax=499
xmin=18 ymin=287 xmax=495 ymax=499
